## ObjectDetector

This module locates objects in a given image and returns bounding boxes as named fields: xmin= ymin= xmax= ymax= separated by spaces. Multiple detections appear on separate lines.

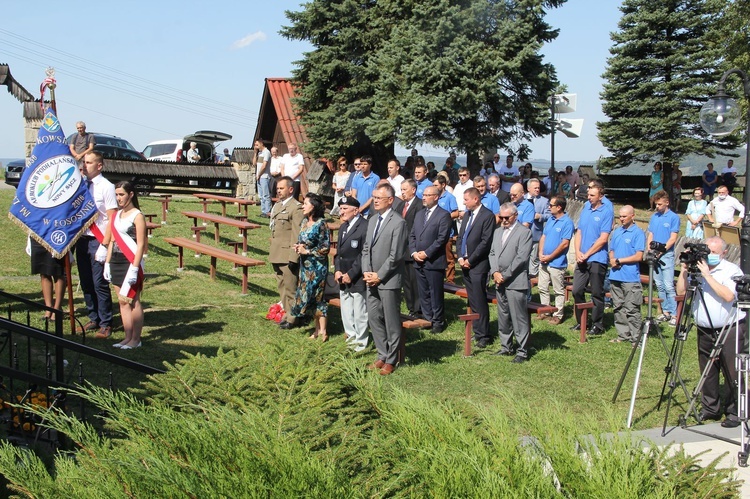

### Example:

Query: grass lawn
xmin=0 ymin=188 xmax=706 ymax=431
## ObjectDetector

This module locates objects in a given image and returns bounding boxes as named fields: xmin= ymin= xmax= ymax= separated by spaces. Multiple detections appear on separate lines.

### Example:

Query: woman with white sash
xmin=104 ymin=181 xmax=147 ymax=349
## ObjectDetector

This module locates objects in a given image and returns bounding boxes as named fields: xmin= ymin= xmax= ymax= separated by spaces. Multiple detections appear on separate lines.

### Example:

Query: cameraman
xmin=647 ymin=190 xmax=680 ymax=326
xmin=676 ymin=236 xmax=746 ymax=427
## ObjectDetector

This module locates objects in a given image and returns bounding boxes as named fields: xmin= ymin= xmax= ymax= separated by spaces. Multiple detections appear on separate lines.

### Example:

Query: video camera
xmin=679 ymin=242 xmax=710 ymax=272
xmin=645 ymin=240 xmax=667 ymax=267
xmin=733 ymin=275 xmax=750 ymax=302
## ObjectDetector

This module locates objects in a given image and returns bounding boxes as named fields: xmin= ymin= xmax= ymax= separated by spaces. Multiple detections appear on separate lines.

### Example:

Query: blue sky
xmin=0 ymin=0 xmax=621 ymax=162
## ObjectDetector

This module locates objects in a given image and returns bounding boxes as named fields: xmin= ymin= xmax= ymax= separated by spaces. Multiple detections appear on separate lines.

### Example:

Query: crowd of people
xmin=269 ymin=151 xmax=714 ymax=371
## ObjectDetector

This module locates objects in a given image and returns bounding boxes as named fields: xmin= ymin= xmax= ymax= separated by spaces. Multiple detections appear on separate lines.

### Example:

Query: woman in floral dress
xmin=290 ymin=193 xmax=330 ymax=340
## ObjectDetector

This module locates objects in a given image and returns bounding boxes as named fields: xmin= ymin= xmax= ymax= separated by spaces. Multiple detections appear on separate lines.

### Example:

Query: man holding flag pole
xmin=8 ymin=69 xmax=101 ymax=336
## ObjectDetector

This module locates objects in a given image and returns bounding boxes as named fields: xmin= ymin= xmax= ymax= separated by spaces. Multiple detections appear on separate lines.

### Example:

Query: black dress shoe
xmin=279 ymin=321 xmax=297 ymax=330
xmin=569 ymin=323 xmax=581 ymax=331
xmin=476 ymin=339 xmax=489 ymax=349
xmin=511 ymin=355 xmax=528 ymax=364
xmin=721 ymin=418 xmax=741 ymax=428
xmin=587 ymin=325 xmax=604 ymax=336
xmin=493 ymin=349 xmax=515 ymax=356
xmin=698 ymin=411 xmax=722 ymax=423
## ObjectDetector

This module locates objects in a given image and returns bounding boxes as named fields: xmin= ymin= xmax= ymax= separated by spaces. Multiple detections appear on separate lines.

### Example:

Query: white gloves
xmin=95 ymin=244 xmax=108 ymax=263
xmin=103 ymin=263 xmax=112 ymax=282
xmin=126 ymin=265 xmax=139 ymax=285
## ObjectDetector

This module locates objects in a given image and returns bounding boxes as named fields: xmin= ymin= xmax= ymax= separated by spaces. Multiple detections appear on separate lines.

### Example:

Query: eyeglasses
xmin=549 ymin=203 xmax=558 ymax=207
xmin=354 ymin=162 xmax=361 ymax=166
xmin=498 ymin=215 xmax=515 ymax=221
xmin=459 ymin=173 xmax=468 ymax=177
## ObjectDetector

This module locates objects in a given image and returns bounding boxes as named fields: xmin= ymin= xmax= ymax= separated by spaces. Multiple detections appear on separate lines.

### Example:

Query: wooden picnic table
xmin=193 ymin=193 xmax=256 ymax=219
xmin=182 ymin=211 xmax=261 ymax=256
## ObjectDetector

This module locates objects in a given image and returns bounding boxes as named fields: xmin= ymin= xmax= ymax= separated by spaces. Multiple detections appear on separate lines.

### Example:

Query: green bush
xmin=0 ymin=342 xmax=740 ymax=497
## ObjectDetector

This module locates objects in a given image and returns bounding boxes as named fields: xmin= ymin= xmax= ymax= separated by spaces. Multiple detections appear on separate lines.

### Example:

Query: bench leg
xmin=580 ymin=308 xmax=588 ymax=343
xmin=210 ymin=257 xmax=217 ymax=280
xmin=214 ymin=223 xmax=221 ymax=244
xmin=177 ymin=247 xmax=184 ymax=270
xmin=241 ymin=267 xmax=248 ymax=295
xmin=397 ymin=331 xmax=406 ymax=366
xmin=458 ymin=313 xmax=479 ymax=357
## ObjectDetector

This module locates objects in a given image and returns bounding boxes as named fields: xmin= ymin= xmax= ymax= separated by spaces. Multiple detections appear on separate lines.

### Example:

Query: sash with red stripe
xmin=110 ymin=213 xmax=144 ymax=300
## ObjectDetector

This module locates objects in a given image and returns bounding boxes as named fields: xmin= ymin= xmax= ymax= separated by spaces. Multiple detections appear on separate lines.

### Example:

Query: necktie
xmin=86 ymin=179 xmax=93 ymax=191
xmin=402 ymin=201 xmax=408 ymax=218
xmin=424 ymin=208 xmax=431 ymax=225
xmin=461 ymin=210 xmax=473 ymax=258
xmin=340 ymin=223 xmax=348 ymax=242
xmin=502 ymin=228 xmax=510 ymax=247
xmin=373 ymin=215 xmax=383 ymax=241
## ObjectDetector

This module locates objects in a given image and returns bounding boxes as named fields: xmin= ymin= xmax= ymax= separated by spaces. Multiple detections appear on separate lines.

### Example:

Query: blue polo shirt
xmin=529 ymin=195 xmax=551 ymax=242
xmin=577 ymin=202 xmax=614 ymax=264
xmin=648 ymin=209 xmax=680 ymax=251
xmin=515 ymin=199 xmax=535 ymax=230
xmin=609 ymin=224 xmax=646 ymax=283
xmin=542 ymin=214 xmax=574 ymax=269
xmin=352 ymin=172 xmax=381 ymax=216
xmin=437 ymin=191 xmax=458 ymax=236
xmin=480 ymin=192 xmax=500 ymax=214
xmin=415 ymin=178 xmax=432 ymax=199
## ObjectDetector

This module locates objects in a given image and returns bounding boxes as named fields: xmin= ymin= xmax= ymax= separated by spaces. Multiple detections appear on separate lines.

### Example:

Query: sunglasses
xmin=498 ymin=215 xmax=515 ymax=221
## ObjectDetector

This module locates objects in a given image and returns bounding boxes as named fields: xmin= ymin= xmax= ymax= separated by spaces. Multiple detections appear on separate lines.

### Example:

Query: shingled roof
xmin=253 ymin=78 xmax=310 ymax=167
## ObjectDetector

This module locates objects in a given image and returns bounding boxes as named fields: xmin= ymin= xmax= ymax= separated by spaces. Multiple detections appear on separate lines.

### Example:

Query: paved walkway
xmin=634 ymin=422 xmax=750 ymax=496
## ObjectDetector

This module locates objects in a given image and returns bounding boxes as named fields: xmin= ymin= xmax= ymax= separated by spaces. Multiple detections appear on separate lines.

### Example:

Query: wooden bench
xmin=145 ymin=221 xmax=160 ymax=238
xmin=327 ymin=297 xmax=430 ymax=365
xmin=193 ymin=193 xmax=256 ymax=218
xmin=443 ymin=282 xmax=557 ymax=356
xmin=574 ymin=295 xmax=666 ymax=343
xmin=182 ymin=211 xmax=261 ymax=256
xmin=158 ymin=195 xmax=171 ymax=224
xmin=163 ymin=237 xmax=265 ymax=295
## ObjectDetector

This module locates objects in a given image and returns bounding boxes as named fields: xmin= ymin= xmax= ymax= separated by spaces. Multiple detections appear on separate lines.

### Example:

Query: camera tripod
xmin=612 ymin=250 xmax=692 ymax=428
xmin=659 ymin=270 xmax=714 ymax=435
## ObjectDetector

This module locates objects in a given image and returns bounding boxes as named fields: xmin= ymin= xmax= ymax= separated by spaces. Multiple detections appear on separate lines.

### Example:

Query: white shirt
xmin=692 ymin=259 xmax=745 ymax=328
xmin=270 ymin=156 xmax=282 ymax=176
xmin=453 ymin=179 xmax=472 ymax=211
xmin=187 ymin=148 xmax=200 ymax=163
xmin=86 ymin=174 xmax=118 ymax=237
xmin=721 ymin=166 xmax=737 ymax=176
xmin=707 ymin=196 xmax=745 ymax=224
xmin=387 ymin=174 xmax=404 ymax=198
xmin=281 ymin=152 xmax=305 ymax=180
xmin=497 ymin=165 xmax=519 ymax=192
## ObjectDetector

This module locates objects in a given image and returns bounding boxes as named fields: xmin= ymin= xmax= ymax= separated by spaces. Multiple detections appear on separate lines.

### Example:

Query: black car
xmin=4 ymin=159 xmax=26 ymax=188
xmin=66 ymin=133 xmax=145 ymax=161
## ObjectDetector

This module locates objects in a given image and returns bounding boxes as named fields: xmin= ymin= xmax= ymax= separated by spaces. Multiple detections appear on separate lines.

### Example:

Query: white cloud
xmin=230 ymin=31 xmax=267 ymax=50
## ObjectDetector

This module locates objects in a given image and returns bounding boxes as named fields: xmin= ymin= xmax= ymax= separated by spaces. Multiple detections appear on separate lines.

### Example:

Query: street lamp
xmin=550 ymin=93 xmax=583 ymax=172
xmin=699 ymin=69 xmax=750 ymax=274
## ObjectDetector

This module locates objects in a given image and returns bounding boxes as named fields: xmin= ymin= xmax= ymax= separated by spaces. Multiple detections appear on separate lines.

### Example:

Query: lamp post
xmin=699 ymin=69 xmax=750 ymax=274
xmin=549 ymin=93 xmax=583 ymax=173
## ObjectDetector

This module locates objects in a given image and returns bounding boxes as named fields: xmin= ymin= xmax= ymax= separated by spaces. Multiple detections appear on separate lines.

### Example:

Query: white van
xmin=142 ymin=131 xmax=232 ymax=163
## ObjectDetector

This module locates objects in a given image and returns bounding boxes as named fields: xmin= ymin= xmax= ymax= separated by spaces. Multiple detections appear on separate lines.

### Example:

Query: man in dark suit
xmin=400 ymin=178 xmax=423 ymax=317
xmin=362 ymin=184 xmax=408 ymax=375
xmin=488 ymin=173 xmax=510 ymax=205
xmin=333 ymin=196 xmax=369 ymax=352
xmin=409 ymin=186 xmax=452 ymax=333
xmin=457 ymin=187 xmax=496 ymax=348
xmin=489 ymin=202 xmax=533 ymax=363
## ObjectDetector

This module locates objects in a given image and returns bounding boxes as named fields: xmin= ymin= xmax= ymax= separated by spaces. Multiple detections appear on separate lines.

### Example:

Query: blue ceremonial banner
xmin=8 ymin=108 xmax=96 ymax=259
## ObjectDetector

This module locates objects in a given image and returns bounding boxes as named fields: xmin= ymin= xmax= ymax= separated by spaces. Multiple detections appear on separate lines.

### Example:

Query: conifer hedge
xmin=0 ymin=342 xmax=740 ymax=497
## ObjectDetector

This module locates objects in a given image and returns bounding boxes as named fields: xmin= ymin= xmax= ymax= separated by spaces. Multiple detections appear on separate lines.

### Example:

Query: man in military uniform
xmin=269 ymin=176 xmax=305 ymax=327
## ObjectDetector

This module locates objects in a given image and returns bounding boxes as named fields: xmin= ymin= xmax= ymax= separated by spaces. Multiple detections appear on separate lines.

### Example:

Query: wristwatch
xmin=615 ymin=258 xmax=621 ymax=266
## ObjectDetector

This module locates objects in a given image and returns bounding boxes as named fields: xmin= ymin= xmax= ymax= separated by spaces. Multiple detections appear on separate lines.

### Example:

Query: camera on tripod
xmin=733 ymin=275 xmax=750 ymax=302
xmin=679 ymin=242 xmax=710 ymax=272
xmin=645 ymin=241 xmax=667 ymax=266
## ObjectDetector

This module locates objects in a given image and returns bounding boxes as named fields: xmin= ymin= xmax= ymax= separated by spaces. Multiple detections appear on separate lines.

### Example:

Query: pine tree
xmin=597 ymin=0 xmax=739 ymax=169
xmin=282 ymin=0 xmax=565 ymax=169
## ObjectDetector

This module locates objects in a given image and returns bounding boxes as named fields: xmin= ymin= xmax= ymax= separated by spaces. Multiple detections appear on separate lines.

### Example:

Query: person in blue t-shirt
xmin=434 ymin=175 xmax=459 ymax=283
xmin=351 ymin=155 xmax=380 ymax=217
xmin=473 ymin=176 xmax=500 ymax=217
xmin=647 ymin=190 xmax=681 ymax=326
xmin=538 ymin=196 xmax=574 ymax=324
xmin=609 ymin=205 xmax=646 ymax=343
xmin=572 ymin=184 xmax=614 ymax=336
xmin=414 ymin=164 xmax=432 ymax=199
xmin=509 ymin=183 xmax=534 ymax=229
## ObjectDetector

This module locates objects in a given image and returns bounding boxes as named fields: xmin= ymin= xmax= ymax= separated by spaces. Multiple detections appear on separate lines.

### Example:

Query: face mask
xmin=718 ymin=195 xmax=728 ymax=201
xmin=707 ymin=254 xmax=721 ymax=266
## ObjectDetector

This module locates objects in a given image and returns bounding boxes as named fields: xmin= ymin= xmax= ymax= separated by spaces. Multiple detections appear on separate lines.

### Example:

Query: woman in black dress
xmin=104 ymin=181 xmax=147 ymax=350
